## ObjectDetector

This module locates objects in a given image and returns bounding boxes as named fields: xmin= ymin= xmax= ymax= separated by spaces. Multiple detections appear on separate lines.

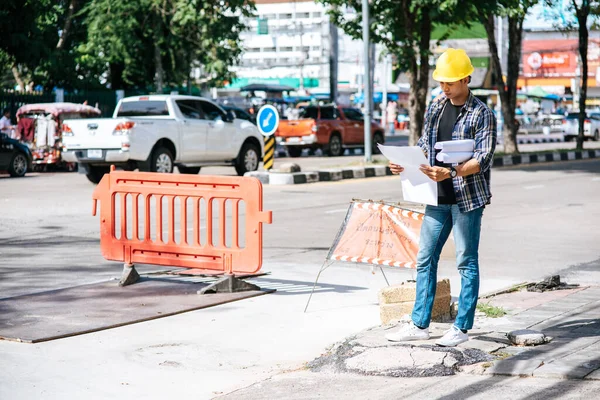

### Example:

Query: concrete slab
xmin=218 ymin=371 xmax=600 ymax=400
xmin=345 ymin=347 xmax=416 ymax=372
xmin=485 ymin=357 xmax=545 ymax=376
xmin=458 ymin=338 xmax=508 ymax=354
xmin=533 ymin=357 xmax=600 ymax=379
xmin=0 ymin=276 xmax=269 ymax=343
xmin=585 ymin=368 xmax=600 ymax=380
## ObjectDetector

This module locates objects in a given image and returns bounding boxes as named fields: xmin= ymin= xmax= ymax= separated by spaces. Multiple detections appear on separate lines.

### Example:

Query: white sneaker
xmin=436 ymin=325 xmax=469 ymax=347
xmin=385 ymin=322 xmax=430 ymax=342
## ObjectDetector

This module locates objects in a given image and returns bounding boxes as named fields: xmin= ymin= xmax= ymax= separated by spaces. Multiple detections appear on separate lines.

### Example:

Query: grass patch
xmin=476 ymin=302 xmax=507 ymax=318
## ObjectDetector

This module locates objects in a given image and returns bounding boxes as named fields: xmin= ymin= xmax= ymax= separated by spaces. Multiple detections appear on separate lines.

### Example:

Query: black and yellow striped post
xmin=256 ymin=104 xmax=280 ymax=171
xmin=263 ymin=135 xmax=275 ymax=170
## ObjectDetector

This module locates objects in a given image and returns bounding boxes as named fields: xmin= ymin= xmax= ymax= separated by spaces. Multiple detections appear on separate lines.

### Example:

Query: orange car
xmin=276 ymin=105 xmax=384 ymax=157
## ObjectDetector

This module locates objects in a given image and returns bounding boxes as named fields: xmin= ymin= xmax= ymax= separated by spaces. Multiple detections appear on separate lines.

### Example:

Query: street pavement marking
xmin=325 ymin=209 xmax=348 ymax=214
xmin=593 ymin=177 xmax=600 ymax=181
xmin=523 ymin=184 xmax=545 ymax=190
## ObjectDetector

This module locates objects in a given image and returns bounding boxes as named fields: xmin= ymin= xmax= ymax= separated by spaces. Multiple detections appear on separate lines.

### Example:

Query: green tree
xmin=0 ymin=0 xmax=98 ymax=91
xmin=556 ymin=0 xmax=600 ymax=150
xmin=79 ymin=0 xmax=254 ymax=91
xmin=474 ymin=1 xmax=539 ymax=155
xmin=320 ymin=0 xmax=473 ymax=145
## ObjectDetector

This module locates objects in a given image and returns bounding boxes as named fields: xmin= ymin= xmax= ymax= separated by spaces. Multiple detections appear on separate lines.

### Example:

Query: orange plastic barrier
xmin=92 ymin=166 xmax=272 ymax=274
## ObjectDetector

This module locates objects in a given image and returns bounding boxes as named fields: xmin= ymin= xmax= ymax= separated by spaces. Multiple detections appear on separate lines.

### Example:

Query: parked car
xmin=0 ymin=132 xmax=33 ymax=177
xmin=222 ymin=105 xmax=256 ymax=125
xmin=15 ymin=102 xmax=101 ymax=171
xmin=563 ymin=111 xmax=600 ymax=141
xmin=61 ymin=95 xmax=264 ymax=183
xmin=275 ymin=105 xmax=385 ymax=157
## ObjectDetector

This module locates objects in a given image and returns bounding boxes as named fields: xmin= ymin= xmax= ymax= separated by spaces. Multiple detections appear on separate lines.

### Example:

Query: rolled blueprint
xmin=436 ymin=151 xmax=473 ymax=164
xmin=434 ymin=139 xmax=475 ymax=153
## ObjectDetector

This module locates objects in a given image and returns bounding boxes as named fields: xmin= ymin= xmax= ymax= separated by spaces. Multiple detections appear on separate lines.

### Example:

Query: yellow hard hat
xmin=432 ymin=48 xmax=475 ymax=82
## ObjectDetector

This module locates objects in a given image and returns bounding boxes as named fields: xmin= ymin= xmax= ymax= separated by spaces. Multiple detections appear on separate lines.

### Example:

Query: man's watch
xmin=449 ymin=167 xmax=458 ymax=178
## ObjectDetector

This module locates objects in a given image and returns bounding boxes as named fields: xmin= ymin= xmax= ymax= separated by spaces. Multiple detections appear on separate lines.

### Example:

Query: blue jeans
xmin=411 ymin=204 xmax=484 ymax=331
xmin=389 ymin=122 xmax=395 ymax=135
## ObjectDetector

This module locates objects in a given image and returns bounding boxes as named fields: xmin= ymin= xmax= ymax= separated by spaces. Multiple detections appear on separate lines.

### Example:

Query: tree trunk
xmin=57 ymin=0 xmax=78 ymax=50
xmin=12 ymin=66 xmax=25 ymax=92
xmin=153 ymin=9 xmax=165 ymax=93
xmin=481 ymin=14 xmax=521 ymax=154
xmin=576 ymin=2 xmax=589 ymax=151
xmin=154 ymin=40 xmax=164 ymax=93
xmin=407 ymin=7 xmax=431 ymax=146
xmin=109 ymin=62 xmax=125 ymax=90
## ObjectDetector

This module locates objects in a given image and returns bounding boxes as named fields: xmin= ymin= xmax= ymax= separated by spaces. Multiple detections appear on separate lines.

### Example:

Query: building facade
xmin=229 ymin=0 xmax=368 ymax=94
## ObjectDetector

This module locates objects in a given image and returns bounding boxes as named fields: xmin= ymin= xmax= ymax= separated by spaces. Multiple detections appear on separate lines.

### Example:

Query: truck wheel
xmin=178 ymin=166 xmax=201 ymax=174
xmin=235 ymin=142 xmax=260 ymax=176
xmin=151 ymin=147 xmax=174 ymax=173
xmin=8 ymin=152 xmax=28 ymax=177
xmin=373 ymin=132 xmax=384 ymax=154
xmin=287 ymin=147 xmax=302 ymax=157
xmin=327 ymin=134 xmax=343 ymax=157
xmin=86 ymin=165 xmax=110 ymax=184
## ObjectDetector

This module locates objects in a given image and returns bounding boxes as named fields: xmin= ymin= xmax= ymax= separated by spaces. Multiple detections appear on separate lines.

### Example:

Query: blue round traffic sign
xmin=256 ymin=105 xmax=280 ymax=137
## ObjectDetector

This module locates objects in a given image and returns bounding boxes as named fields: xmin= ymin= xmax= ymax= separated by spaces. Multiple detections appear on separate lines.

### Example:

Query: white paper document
xmin=434 ymin=139 xmax=475 ymax=153
xmin=377 ymin=144 xmax=438 ymax=206
xmin=436 ymin=151 xmax=473 ymax=164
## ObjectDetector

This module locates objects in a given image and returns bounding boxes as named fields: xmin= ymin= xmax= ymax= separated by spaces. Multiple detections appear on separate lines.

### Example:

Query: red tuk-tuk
xmin=16 ymin=102 xmax=102 ymax=171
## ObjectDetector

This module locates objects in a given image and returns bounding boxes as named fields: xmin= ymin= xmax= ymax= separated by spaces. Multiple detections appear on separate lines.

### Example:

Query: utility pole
xmin=362 ymin=0 xmax=372 ymax=162
xmin=329 ymin=21 xmax=339 ymax=103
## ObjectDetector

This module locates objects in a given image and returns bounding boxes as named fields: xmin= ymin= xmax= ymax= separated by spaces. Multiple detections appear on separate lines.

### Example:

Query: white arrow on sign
xmin=262 ymin=112 xmax=273 ymax=128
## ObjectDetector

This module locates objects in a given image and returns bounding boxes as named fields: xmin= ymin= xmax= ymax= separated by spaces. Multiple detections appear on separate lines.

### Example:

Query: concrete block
xmin=503 ymin=155 xmax=513 ymax=166
xmin=268 ymin=173 xmax=295 ymax=185
xmin=379 ymin=294 xmax=451 ymax=325
xmin=379 ymin=279 xmax=451 ymax=305
xmin=373 ymin=166 xmax=387 ymax=176
xmin=278 ymin=163 xmax=301 ymax=173
xmin=317 ymin=169 xmax=343 ymax=182
xmin=243 ymin=171 xmax=270 ymax=185
xmin=508 ymin=330 xmax=549 ymax=346
xmin=567 ymin=151 xmax=576 ymax=160
xmin=305 ymin=172 xmax=319 ymax=183
xmin=553 ymin=152 xmax=561 ymax=161
xmin=350 ymin=168 xmax=366 ymax=179
xmin=379 ymin=282 xmax=418 ymax=304
xmin=521 ymin=154 xmax=530 ymax=164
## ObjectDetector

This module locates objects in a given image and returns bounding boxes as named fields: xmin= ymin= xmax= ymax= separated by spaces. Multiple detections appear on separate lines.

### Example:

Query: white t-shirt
xmin=0 ymin=116 xmax=11 ymax=133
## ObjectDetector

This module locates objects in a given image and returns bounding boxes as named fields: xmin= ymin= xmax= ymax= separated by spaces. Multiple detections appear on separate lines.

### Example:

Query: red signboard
xmin=522 ymin=39 xmax=600 ymax=78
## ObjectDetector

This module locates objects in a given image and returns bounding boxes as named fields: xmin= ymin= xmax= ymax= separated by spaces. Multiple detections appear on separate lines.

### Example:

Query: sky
xmin=523 ymin=1 xmax=600 ymax=31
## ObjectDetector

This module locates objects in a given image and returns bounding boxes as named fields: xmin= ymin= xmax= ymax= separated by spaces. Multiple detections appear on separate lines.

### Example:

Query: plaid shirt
xmin=417 ymin=91 xmax=497 ymax=212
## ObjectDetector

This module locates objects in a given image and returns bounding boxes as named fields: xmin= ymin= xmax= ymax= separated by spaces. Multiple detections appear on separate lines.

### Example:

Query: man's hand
xmin=389 ymin=162 xmax=404 ymax=175
xmin=419 ymin=165 xmax=451 ymax=182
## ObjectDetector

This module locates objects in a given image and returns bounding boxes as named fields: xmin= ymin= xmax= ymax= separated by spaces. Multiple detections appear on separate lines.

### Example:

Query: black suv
xmin=0 ymin=133 xmax=33 ymax=177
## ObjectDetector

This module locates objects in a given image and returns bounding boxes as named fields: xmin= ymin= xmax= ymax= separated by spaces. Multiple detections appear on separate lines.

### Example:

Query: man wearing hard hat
xmin=386 ymin=48 xmax=497 ymax=347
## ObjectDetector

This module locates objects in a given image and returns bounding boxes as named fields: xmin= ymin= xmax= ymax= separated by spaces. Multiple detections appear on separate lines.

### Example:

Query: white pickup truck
xmin=61 ymin=95 xmax=264 ymax=183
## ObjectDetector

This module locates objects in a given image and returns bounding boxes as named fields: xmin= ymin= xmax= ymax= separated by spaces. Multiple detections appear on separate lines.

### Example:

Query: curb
xmin=246 ymin=165 xmax=393 ymax=185
xmin=493 ymin=148 xmax=600 ymax=167
xmin=247 ymin=149 xmax=600 ymax=185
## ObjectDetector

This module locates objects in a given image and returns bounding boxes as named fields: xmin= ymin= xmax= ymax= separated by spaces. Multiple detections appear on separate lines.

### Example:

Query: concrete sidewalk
xmin=220 ymin=278 xmax=600 ymax=399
